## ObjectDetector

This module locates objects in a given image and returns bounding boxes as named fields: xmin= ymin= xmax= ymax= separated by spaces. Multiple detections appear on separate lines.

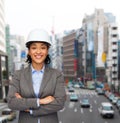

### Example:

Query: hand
xmin=40 ymin=96 xmax=55 ymax=104
xmin=15 ymin=93 xmax=22 ymax=98
xmin=25 ymin=109 xmax=30 ymax=112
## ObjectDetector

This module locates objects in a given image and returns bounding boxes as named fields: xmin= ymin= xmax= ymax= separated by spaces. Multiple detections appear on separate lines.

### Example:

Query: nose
xmin=36 ymin=48 xmax=42 ymax=53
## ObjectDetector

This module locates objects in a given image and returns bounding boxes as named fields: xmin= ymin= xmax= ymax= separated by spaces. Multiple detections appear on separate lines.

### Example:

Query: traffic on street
xmin=58 ymin=84 xmax=120 ymax=123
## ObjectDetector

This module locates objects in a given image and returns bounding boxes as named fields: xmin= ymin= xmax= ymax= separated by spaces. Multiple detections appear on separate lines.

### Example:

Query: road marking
xmin=81 ymin=108 xmax=83 ymax=113
xmin=82 ymin=121 xmax=84 ymax=123
xmin=59 ymin=107 xmax=65 ymax=112
xmin=59 ymin=121 xmax=62 ymax=123
xmin=90 ymin=105 xmax=92 ymax=109
xmin=89 ymin=108 xmax=92 ymax=112
xmin=94 ymin=100 xmax=97 ymax=104
xmin=68 ymin=102 xmax=75 ymax=108
xmin=74 ymin=108 xmax=77 ymax=112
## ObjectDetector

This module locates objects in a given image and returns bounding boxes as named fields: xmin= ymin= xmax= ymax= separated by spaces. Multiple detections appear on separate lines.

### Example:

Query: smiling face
xmin=28 ymin=42 xmax=49 ymax=67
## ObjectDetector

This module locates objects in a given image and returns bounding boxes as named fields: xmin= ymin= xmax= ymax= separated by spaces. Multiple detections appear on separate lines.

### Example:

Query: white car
xmin=98 ymin=102 xmax=114 ymax=118
xmin=112 ymin=96 xmax=119 ymax=104
xmin=2 ymin=108 xmax=16 ymax=121
xmin=80 ymin=98 xmax=90 ymax=108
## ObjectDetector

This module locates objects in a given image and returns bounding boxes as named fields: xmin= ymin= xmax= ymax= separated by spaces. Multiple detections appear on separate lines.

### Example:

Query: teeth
xmin=36 ymin=55 xmax=42 ymax=58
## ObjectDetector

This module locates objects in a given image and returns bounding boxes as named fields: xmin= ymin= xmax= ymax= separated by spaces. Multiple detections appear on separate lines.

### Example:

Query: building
xmin=118 ymin=40 xmax=120 ymax=92
xmin=106 ymin=23 xmax=119 ymax=92
xmin=55 ymin=33 xmax=64 ymax=72
xmin=5 ymin=24 xmax=11 ymax=72
xmin=0 ymin=0 xmax=9 ymax=99
xmin=76 ymin=28 xmax=84 ymax=78
xmin=82 ymin=9 xmax=117 ymax=84
xmin=63 ymin=30 xmax=79 ymax=81
xmin=10 ymin=35 xmax=26 ymax=73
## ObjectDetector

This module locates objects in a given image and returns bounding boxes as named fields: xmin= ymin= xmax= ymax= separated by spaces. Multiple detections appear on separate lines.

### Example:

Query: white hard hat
xmin=26 ymin=28 xmax=51 ymax=47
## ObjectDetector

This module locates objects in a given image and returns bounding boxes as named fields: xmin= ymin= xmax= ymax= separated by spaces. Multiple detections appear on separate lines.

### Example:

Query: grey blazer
xmin=7 ymin=65 xmax=66 ymax=123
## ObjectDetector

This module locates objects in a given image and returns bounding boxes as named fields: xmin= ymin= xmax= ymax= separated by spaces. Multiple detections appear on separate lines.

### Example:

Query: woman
xmin=7 ymin=29 xmax=66 ymax=123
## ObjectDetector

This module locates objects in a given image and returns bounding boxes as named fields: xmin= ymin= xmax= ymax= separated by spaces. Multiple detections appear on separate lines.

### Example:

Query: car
xmin=70 ymin=94 xmax=78 ymax=102
xmin=0 ymin=115 xmax=8 ymax=123
xmin=98 ymin=102 xmax=114 ymax=118
xmin=2 ymin=108 xmax=16 ymax=121
xmin=73 ymin=83 xmax=80 ymax=88
xmin=95 ymin=87 xmax=101 ymax=92
xmin=80 ymin=98 xmax=90 ymax=108
xmin=104 ymin=91 xmax=111 ymax=98
xmin=97 ymin=89 xmax=104 ymax=95
xmin=112 ymin=96 xmax=119 ymax=105
xmin=67 ymin=83 xmax=73 ymax=88
xmin=87 ymin=84 xmax=95 ymax=90
xmin=79 ymin=83 xmax=85 ymax=89
xmin=68 ymin=87 xmax=74 ymax=92
xmin=79 ymin=82 xmax=85 ymax=88
xmin=116 ymin=98 xmax=120 ymax=108
xmin=108 ymin=94 xmax=115 ymax=101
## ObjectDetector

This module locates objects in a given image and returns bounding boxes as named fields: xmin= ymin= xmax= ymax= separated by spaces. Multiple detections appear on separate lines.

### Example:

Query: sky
xmin=5 ymin=0 xmax=120 ymax=38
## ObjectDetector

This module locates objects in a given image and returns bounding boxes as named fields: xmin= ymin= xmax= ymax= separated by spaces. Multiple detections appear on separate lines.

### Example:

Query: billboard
xmin=21 ymin=50 xmax=26 ymax=58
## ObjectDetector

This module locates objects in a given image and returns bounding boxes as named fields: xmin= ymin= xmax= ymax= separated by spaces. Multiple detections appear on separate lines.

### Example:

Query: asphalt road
xmin=58 ymin=88 xmax=120 ymax=123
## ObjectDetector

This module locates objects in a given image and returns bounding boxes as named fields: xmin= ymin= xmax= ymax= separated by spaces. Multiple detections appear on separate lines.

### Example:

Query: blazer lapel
xmin=39 ymin=67 xmax=51 ymax=97
xmin=25 ymin=65 xmax=36 ymax=97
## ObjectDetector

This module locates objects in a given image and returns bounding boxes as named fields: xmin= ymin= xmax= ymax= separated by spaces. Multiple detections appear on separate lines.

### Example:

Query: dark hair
xmin=25 ymin=42 xmax=51 ymax=64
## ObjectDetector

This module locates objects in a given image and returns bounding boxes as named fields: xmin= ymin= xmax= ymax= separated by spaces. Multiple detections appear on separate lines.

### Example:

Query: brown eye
xmin=31 ymin=46 xmax=36 ymax=49
xmin=41 ymin=46 xmax=47 ymax=49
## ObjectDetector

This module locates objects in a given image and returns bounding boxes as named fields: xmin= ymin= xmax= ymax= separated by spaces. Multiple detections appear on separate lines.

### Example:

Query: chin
xmin=36 ymin=61 xmax=43 ymax=64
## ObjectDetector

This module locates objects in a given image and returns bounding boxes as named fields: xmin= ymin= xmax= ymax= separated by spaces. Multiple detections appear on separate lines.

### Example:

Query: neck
xmin=32 ymin=63 xmax=44 ymax=71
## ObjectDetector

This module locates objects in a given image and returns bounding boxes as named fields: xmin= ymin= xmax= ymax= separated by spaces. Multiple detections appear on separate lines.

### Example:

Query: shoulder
xmin=13 ymin=66 xmax=30 ymax=78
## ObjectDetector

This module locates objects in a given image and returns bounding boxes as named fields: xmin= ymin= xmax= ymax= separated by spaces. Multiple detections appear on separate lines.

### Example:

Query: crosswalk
xmin=66 ymin=88 xmax=97 ymax=96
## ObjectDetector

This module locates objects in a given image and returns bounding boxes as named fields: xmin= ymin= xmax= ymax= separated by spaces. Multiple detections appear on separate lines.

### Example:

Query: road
xmin=58 ymin=88 xmax=120 ymax=123
xmin=1 ymin=88 xmax=120 ymax=123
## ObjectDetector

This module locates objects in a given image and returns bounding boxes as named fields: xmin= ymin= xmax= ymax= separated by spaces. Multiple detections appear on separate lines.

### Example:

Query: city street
xmin=58 ymin=88 xmax=120 ymax=123
xmin=1 ymin=88 xmax=120 ymax=123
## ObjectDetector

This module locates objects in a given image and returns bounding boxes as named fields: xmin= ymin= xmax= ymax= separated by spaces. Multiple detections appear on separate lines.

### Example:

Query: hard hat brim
xmin=26 ymin=41 xmax=51 ymax=48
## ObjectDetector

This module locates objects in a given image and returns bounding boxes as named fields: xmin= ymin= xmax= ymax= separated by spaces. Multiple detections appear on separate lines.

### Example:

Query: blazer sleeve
xmin=7 ymin=70 xmax=38 ymax=111
xmin=32 ymin=72 xmax=66 ymax=116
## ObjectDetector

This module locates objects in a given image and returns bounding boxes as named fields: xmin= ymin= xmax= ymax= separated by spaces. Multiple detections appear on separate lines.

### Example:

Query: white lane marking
xmin=59 ymin=107 xmax=65 ymax=112
xmin=94 ymin=100 xmax=97 ymax=104
xmin=89 ymin=108 xmax=92 ymax=112
xmin=68 ymin=102 xmax=75 ymax=108
xmin=81 ymin=108 xmax=83 ymax=114
xmin=74 ymin=108 xmax=77 ymax=112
